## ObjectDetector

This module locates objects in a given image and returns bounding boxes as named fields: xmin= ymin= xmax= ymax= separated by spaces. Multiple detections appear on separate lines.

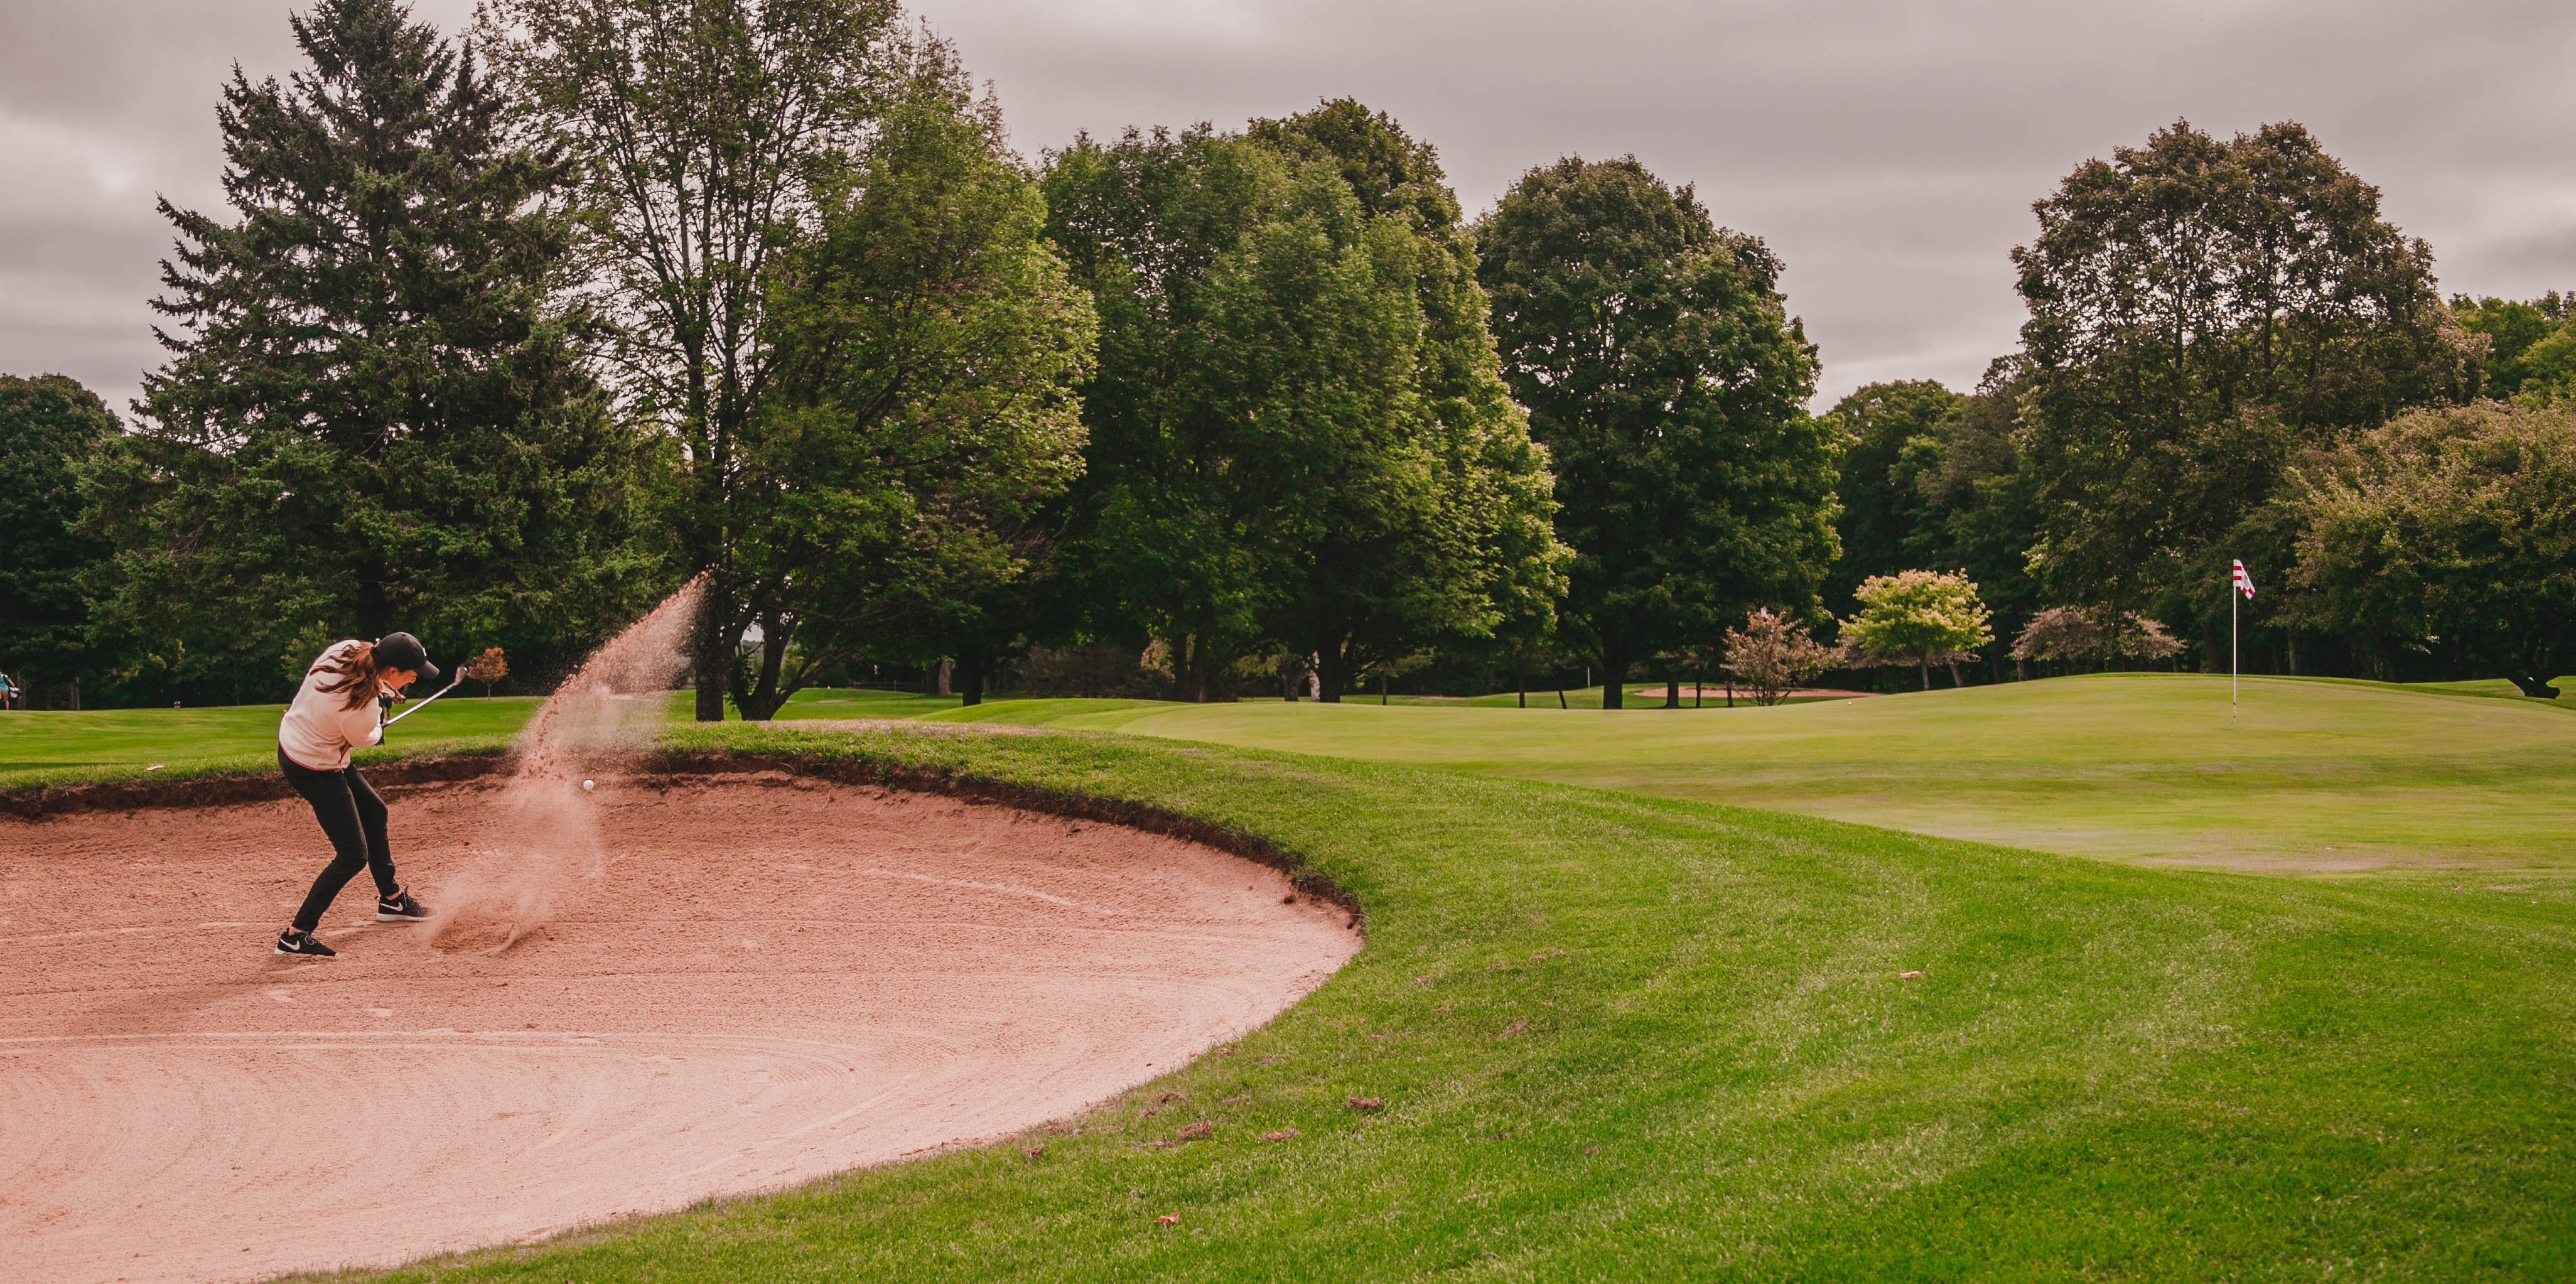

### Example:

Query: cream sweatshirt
xmin=278 ymin=640 xmax=389 ymax=771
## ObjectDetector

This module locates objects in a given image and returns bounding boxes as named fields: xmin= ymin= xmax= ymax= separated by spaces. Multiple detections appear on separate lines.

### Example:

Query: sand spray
xmin=428 ymin=573 xmax=708 ymax=952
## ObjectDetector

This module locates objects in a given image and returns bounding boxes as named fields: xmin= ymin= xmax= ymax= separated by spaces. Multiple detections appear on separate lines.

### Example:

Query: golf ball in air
xmin=581 ymin=779 xmax=595 ymax=791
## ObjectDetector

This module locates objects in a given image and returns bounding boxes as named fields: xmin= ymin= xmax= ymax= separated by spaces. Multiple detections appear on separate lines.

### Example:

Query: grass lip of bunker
xmin=0 ymin=747 xmax=1356 ymax=1284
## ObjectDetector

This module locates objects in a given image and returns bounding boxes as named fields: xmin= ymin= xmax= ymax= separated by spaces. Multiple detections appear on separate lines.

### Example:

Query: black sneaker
xmin=375 ymin=890 xmax=429 ymax=922
xmin=276 ymin=929 xmax=336 ymax=958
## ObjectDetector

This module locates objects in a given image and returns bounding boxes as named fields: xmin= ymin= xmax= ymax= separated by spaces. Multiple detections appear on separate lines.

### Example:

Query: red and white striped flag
xmin=2231 ymin=559 xmax=2256 ymax=599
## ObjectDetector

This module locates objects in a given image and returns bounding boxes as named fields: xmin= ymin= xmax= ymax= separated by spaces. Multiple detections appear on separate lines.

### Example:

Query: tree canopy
xmin=487 ymin=0 xmax=899 ymax=720
xmin=1477 ymin=155 xmax=1836 ymax=708
xmin=2289 ymin=401 xmax=2576 ymax=696
xmin=1841 ymin=569 xmax=1994 ymax=690
xmin=0 ymin=375 xmax=117 ymax=703
xmin=2014 ymin=120 xmax=2476 ymax=633
xmin=1045 ymin=107 xmax=1560 ymax=702
xmin=1824 ymin=379 xmax=1963 ymax=611
xmin=726 ymin=41 xmax=1095 ymax=718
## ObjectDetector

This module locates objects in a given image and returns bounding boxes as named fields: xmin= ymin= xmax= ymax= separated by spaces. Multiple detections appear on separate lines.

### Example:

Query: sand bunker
xmin=0 ymin=774 xmax=1356 ymax=1283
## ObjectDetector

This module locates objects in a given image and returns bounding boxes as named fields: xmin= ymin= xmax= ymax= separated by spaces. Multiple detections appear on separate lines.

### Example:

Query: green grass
xmin=0 ymin=687 xmax=964 ymax=789
xmin=972 ymin=674 xmax=2576 ymax=875
xmin=275 ymin=723 xmax=2570 ymax=1281
xmin=0 ymin=696 xmax=542 ymax=787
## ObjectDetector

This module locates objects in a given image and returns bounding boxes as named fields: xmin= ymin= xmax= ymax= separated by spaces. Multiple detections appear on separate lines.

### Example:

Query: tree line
xmin=1828 ymin=119 xmax=2576 ymax=697
xmin=5 ymin=0 xmax=2572 ymax=712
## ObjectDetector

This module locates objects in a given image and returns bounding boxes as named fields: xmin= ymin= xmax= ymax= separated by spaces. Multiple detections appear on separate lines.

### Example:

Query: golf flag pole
xmin=2230 ymin=559 xmax=2258 ymax=721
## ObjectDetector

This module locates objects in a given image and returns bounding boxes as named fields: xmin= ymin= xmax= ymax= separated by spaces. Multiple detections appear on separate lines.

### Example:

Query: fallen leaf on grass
xmin=1156 ymin=1091 xmax=1185 ymax=1103
xmin=1899 ymin=971 xmax=1922 ymax=980
xmin=1261 ymin=1128 xmax=1300 ymax=1142
xmin=1023 ymin=1145 xmax=1043 ymax=1160
xmin=1501 ymin=1021 xmax=1526 ymax=1036
xmin=1175 ymin=1121 xmax=1213 ymax=1141
xmin=1156 ymin=1214 xmax=1180 ymax=1224
xmin=1348 ymin=1096 xmax=1383 ymax=1112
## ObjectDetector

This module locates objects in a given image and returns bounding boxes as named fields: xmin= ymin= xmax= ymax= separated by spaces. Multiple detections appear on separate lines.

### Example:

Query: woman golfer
xmin=273 ymin=633 xmax=436 ymax=957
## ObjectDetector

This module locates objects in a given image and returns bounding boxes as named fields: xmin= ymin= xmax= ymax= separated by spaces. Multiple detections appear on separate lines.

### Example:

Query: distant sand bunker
xmin=0 ymin=776 xmax=1357 ymax=1284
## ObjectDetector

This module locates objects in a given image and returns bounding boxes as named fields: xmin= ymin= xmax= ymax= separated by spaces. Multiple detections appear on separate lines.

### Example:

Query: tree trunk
xmin=734 ymin=617 xmax=790 ymax=721
xmin=1664 ymin=675 xmax=1681 ymax=708
xmin=1946 ymin=659 xmax=1963 ymax=688
xmin=1315 ymin=642 xmax=1349 ymax=703
xmin=958 ymin=649 xmax=986 ymax=708
xmin=2504 ymin=672 xmax=2562 ymax=698
xmin=1598 ymin=642 xmax=1627 ymax=709
xmin=693 ymin=580 xmax=730 ymax=722
xmin=1918 ymin=659 xmax=1931 ymax=691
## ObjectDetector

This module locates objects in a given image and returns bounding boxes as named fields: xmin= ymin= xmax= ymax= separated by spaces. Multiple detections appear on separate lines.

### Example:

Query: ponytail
xmin=312 ymin=640 xmax=386 ymax=711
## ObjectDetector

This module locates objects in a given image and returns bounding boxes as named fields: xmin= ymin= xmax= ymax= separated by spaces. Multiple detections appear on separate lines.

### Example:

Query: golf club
xmin=382 ymin=667 xmax=468 ymax=728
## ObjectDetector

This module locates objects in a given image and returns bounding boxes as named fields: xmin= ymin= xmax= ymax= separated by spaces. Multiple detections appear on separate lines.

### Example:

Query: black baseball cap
xmin=376 ymin=632 xmax=439 ymax=684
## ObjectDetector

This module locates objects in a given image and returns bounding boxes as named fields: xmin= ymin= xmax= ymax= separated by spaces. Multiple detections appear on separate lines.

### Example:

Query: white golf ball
xmin=581 ymin=779 xmax=595 ymax=791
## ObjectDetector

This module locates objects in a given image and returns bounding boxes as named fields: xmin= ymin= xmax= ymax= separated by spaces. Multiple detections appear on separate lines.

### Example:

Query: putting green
xmin=947 ymin=674 xmax=2576 ymax=875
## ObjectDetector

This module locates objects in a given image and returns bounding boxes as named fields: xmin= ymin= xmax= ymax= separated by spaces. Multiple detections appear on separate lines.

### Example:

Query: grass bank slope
xmin=961 ymin=674 xmax=2576 ymax=875
xmin=318 ymin=725 xmax=2573 ymax=1281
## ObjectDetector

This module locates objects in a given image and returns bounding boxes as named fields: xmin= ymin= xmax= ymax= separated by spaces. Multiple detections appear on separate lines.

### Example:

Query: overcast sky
xmin=6 ymin=0 xmax=2574 ymax=418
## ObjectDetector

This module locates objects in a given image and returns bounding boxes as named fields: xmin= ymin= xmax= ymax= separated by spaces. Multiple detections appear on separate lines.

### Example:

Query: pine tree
xmin=87 ymin=0 xmax=665 ymax=696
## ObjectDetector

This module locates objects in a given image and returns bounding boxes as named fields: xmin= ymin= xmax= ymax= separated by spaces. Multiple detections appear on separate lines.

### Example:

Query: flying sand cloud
xmin=4 ymin=0 xmax=2572 ymax=414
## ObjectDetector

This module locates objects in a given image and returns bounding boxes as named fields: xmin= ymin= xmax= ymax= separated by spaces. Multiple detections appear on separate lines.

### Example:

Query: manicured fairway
xmin=279 ymin=723 xmax=2568 ymax=1281
xmin=956 ymin=674 xmax=2576 ymax=874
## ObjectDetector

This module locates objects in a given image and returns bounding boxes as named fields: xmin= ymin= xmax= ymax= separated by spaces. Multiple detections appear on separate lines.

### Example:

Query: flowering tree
xmin=467 ymin=647 xmax=510 ymax=698
xmin=1721 ymin=610 xmax=1836 ymax=706
xmin=1840 ymin=570 xmax=1993 ymax=689
xmin=2010 ymin=607 xmax=2183 ymax=674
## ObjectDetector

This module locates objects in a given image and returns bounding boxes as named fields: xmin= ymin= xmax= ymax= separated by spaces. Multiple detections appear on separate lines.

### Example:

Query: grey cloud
xmin=5 ymin=0 xmax=2572 ymax=415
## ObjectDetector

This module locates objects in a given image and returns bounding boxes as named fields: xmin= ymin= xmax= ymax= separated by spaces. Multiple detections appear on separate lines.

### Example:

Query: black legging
xmin=280 ymin=746 xmax=400 ymax=932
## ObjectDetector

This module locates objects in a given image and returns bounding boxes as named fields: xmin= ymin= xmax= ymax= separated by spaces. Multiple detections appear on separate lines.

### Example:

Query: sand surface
xmin=0 ymin=775 xmax=1356 ymax=1283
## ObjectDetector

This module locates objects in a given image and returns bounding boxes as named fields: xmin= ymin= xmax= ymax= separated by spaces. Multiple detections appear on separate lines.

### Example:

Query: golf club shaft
xmin=382 ymin=674 xmax=466 ymax=728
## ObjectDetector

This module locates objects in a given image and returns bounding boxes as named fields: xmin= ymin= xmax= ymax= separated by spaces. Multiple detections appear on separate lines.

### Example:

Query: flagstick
xmin=2231 ymin=565 xmax=2239 ymax=725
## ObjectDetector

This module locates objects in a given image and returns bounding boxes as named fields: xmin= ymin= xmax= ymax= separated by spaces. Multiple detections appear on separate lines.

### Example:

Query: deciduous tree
xmin=1046 ymin=108 xmax=1561 ymax=702
xmin=2009 ymin=607 xmax=2184 ymax=674
xmin=487 ymin=0 xmax=897 ymax=720
xmin=1477 ymin=156 xmax=1836 ymax=709
xmin=1721 ymin=608 xmax=1834 ymax=705
xmin=2013 ymin=120 xmax=2476 ymax=636
xmin=1824 ymin=379 xmax=1961 ymax=612
xmin=0 ymin=375 xmax=116 ymax=706
xmin=733 ymin=43 xmax=1094 ymax=720
xmin=1840 ymin=569 xmax=1993 ymax=690
xmin=2288 ymin=402 xmax=2576 ymax=696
